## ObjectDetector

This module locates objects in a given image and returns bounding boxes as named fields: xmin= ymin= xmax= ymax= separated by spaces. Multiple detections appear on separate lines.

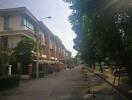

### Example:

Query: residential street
xmin=0 ymin=66 xmax=128 ymax=100
xmin=0 ymin=67 xmax=83 ymax=100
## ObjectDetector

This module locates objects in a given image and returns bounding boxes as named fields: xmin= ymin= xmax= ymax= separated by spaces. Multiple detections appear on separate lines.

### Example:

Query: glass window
xmin=0 ymin=37 xmax=8 ymax=49
xmin=23 ymin=18 xmax=27 ymax=26
xmin=22 ymin=17 xmax=34 ymax=31
xmin=4 ymin=16 xmax=9 ymax=31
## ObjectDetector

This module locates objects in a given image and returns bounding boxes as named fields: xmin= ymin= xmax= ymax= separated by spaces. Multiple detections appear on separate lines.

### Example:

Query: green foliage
xmin=64 ymin=0 xmax=132 ymax=63
xmin=65 ymin=53 xmax=81 ymax=65
xmin=14 ymin=37 xmax=35 ymax=64
xmin=0 ymin=49 xmax=15 ymax=76
xmin=0 ymin=75 xmax=20 ymax=91
xmin=64 ymin=0 xmax=132 ymax=82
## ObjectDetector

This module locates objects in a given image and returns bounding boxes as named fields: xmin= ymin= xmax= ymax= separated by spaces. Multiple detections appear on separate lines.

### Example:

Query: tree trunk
xmin=92 ymin=62 xmax=95 ymax=70
xmin=99 ymin=62 xmax=103 ymax=73
xmin=113 ymin=66 xmax=117 ymax=86
xmin=117 ymin=68 xmax=121 ymax=87
xmin=89 ymin=62 xmax=92 ymax=68
xmin=127 ymin=65 xmax=132 ymax=84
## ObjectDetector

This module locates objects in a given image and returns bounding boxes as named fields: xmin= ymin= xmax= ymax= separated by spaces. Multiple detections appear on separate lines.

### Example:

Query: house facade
xmin=0 ymin=7 xmax=71 ymax=78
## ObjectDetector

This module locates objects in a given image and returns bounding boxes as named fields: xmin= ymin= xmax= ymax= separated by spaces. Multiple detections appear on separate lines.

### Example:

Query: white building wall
xmin=0 ymin=15 xmax=29 ymax=32
xmin=9 ymin=15 xmax=27 ymax=31
xmin=8 ymin=35 xmax=21 ymax=48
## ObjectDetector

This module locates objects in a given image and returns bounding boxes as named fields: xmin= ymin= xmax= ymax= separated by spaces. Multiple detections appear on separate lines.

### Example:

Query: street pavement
xmin=0 ymin=66 xmax=128 ymax=100
xmin=0 ymin=67 xmax=83 ymax=100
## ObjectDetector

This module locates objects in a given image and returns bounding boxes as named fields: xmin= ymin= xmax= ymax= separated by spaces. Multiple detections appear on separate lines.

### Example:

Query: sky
xmin=0 ymin=0 xmax=77 ymax=56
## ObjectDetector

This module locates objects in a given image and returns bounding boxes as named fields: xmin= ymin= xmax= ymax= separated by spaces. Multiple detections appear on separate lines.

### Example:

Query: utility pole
xmin=35 ymin=24 xmax=40 ymax=78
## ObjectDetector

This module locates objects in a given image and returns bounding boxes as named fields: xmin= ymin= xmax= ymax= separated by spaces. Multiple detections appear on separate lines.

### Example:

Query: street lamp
xmin=39 ymin=16 xmax=52 ymax=20
xmin=35 ymin=16 xmax=51 ymax=78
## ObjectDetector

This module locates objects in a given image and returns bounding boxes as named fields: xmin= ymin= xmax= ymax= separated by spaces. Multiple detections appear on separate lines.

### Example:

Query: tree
xmin=64 ymin=0 xmax=132 ymax=83
xmin=0 ymin=48 xmax=14 ymax=76
xmin=13 ymin=37 xmax=35 ymax=66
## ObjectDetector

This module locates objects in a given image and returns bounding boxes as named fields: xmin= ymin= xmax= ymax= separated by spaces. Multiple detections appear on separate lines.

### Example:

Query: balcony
xmin=0 ymin=29 xmax=36 ymax=41
xmin=50 ymin=57 xmax=55 ymax=60
xmin=42 ymin=54 xmax=47 ymax=59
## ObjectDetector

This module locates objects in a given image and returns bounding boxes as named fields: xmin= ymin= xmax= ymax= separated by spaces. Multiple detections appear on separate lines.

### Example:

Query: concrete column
xmin=8 ymin=65 xmax=12 ymax=76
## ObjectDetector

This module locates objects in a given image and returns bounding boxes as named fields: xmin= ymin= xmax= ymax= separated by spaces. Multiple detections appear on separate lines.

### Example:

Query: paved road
xmin=0 ymin=66 xmax=128 ymax=100
xmin=0 ymin=67 xmax=83 ymax=100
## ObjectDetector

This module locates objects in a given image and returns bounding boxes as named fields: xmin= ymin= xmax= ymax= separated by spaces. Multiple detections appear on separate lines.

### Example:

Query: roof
xmin=0 ymin=7 xmax=38 ymax=23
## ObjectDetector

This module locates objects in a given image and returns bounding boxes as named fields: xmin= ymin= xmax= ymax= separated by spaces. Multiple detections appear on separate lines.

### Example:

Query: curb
xmin=93 ymin=71 xmax=130 ymax=100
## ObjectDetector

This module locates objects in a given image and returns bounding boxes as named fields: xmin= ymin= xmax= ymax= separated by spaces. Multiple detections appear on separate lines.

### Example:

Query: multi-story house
xmin=0 ymin=7 xmax=71 ymax=78
xmin=0 ymin=7 xmax=38 ymax=48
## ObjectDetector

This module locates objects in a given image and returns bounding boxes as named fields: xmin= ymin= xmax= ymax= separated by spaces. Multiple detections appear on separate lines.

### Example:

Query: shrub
xmin=0 ymin=75 xmax=20 ymax=91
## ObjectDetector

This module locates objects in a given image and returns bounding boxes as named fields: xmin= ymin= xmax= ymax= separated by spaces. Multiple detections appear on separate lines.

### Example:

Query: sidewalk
xmin=81 ymin=67 xmax=128 ymax=100
xmin=94 ymin=69 xmax=132 ymax=100
xmin=94 ymin=70 xmax=116 ymax=85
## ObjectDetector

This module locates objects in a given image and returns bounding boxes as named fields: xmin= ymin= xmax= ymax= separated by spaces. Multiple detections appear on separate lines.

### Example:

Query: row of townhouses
xmin=0 ymin=7 xmax=71 ymax=78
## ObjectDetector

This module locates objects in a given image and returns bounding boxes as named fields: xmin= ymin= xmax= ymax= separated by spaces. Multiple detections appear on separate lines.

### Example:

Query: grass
xmin=121 ymin=77 xmax=129 ymax=84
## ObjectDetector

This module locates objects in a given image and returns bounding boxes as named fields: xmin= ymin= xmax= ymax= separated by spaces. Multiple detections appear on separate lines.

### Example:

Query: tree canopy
xmin=14 ymin=37 xmax=35 ymax=65
xmin=64 ymin=0 xmax=132 ymax=81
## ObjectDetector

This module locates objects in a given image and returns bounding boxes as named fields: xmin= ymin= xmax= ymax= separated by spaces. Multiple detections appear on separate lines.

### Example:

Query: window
xmin=4 ymin=16 xmax=9 ymax=31
xmin=21 ymin=17 xmax=35 ymax=31
xmin=50 ymin=49 xmax=54 ymax=57
xmin=0 ymin=37 xmax=8 ymax=49
xmin=23 ymin=18 xmax=27 ymax=25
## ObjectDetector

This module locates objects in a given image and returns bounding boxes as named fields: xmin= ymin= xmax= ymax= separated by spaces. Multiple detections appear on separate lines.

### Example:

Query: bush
xmin=0 ymin=75 xmax=20 ymax=91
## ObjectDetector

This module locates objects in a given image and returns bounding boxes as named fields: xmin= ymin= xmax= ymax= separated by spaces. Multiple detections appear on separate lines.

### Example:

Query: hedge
xmin=0 ymin=75 xmax=20 ymax=91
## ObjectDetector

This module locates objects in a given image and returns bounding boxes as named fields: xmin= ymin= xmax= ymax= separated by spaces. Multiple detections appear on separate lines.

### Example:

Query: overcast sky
xmin=0 ymin=0 xmax=77 ymax=56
